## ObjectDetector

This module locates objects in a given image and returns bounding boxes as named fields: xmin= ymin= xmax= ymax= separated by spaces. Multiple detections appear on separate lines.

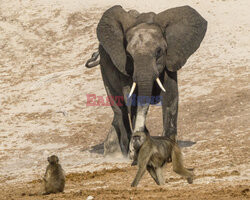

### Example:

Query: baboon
xmin=130 ymin=131 xmax=194 ymax=187
xmin=43 ymin=155 xmax=65 ymax=194
xmin=129 ymin=134 xmax=172 ymax=166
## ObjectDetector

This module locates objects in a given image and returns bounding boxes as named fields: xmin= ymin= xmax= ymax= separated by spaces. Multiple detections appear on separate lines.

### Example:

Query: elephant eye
xmin=155 ymin=47 xmax=162 ymax=59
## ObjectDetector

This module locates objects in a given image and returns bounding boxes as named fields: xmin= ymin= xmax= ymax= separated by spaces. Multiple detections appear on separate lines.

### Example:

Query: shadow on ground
xmin=178 ymin=140 xmax=196 ymax=148
xmin=87 ymin=143 xmax=104 ymax=154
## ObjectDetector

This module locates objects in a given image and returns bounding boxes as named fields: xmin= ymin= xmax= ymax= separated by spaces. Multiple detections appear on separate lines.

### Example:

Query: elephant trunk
xmin=133 ymin=55 xmax=156 ymax=96
xmin=137 ymin=79 xmax=153 ymax=99
xmin=133 ymin=78 xmax=153 ymax=132
xmin=131 ymin=55 xmax=156 ymax=132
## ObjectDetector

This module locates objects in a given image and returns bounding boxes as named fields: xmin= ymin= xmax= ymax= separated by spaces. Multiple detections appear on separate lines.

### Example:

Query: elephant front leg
xmin=100 ymin=67 xmax=132 ymax=156
xmin=104 ymin=112 xmax=131 ymax=157
xmin=104 ymin=108 xmax=132 ymax=157
xmin=104 ymin=124 xmax=122 ymax=157
xmin=161 ymin=70 xmax=178 ymax=141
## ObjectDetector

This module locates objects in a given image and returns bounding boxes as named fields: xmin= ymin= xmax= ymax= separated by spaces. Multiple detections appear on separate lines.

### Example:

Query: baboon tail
xmin=171 ymin=144 xmax=194 ymax=183
xmin=85 ymin=51 xmax=100 ymax=68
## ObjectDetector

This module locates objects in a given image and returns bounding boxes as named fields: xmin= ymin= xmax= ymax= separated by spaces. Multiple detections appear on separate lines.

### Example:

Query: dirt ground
xmin=0 ymin=0 xmax=249 ymax=199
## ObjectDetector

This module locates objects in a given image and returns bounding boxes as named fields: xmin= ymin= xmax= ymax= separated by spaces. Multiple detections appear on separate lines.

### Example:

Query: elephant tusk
xmin=128 ymin=82 xmax=136 ymax=98
xmin=156 ymin=78 xmax=166 ymax=92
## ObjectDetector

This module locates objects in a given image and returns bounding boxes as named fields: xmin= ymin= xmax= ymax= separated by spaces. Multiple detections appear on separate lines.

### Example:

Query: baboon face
xmin=47 ymin=155 xmax=59 ymax=164
xmin=131 ymin=131 xmax=147 ymax=150
xmin=132 ymin=136 xmax=143 ymax=150
xmin=129 ymin=132 xmax=147 ymax=160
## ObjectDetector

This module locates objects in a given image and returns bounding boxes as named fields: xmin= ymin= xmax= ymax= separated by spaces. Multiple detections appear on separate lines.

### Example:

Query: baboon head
xmin=47 ymin=155 xmax=59 ymax=164
xmin=132 ymin=131 xmax=148 ymax=151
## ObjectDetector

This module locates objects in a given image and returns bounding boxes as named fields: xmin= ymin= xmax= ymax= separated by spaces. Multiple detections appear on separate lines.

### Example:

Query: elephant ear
xmin=154 ymin=6 xmax=207 ymax=71
xmin=97 ymin=5 xmax=136 ymax=75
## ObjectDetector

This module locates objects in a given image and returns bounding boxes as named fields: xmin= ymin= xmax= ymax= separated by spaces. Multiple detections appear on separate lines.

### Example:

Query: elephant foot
xmin=104 ymin=126 xmax=123 ymax=157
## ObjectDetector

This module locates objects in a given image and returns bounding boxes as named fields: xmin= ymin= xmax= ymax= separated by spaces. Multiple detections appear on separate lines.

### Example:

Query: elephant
xmin=85 ymin=5 xmax=207 ymax=156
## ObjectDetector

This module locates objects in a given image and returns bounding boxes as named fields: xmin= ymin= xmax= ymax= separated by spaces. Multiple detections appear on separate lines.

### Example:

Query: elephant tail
xmin=85 ymin=51 xmax=100 ymax=68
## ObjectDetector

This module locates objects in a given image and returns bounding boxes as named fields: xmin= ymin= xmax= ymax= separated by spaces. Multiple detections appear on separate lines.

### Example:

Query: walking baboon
xmin=130 ymin=131 xmax=194 ymax=187
xmin=43 ymin=155 xmax=65 ymax=194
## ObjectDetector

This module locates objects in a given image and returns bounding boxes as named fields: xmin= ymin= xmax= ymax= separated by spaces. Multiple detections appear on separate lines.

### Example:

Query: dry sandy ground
xmin=0 ymin=0 xmax=249 ymax=199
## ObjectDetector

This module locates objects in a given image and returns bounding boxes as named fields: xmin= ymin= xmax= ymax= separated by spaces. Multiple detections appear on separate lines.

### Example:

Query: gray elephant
xmin=85 ymin=5 xmax=207 ymax=156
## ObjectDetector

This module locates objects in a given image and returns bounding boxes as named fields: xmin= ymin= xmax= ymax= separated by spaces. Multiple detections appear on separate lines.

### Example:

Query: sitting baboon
xmin=43 ymin=155 xmax=65 ymax=194
xmin=130 ymin=131 xmax=194 ymax=187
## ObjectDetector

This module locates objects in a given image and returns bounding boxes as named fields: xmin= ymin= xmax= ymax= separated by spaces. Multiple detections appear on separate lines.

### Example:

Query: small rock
xmin=86 ymin=196 xmax=94 ymax=200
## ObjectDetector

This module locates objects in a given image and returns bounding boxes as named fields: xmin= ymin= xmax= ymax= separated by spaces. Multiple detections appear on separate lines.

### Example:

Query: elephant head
xmin=97 ymin=5 xmax=207 ymax=131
